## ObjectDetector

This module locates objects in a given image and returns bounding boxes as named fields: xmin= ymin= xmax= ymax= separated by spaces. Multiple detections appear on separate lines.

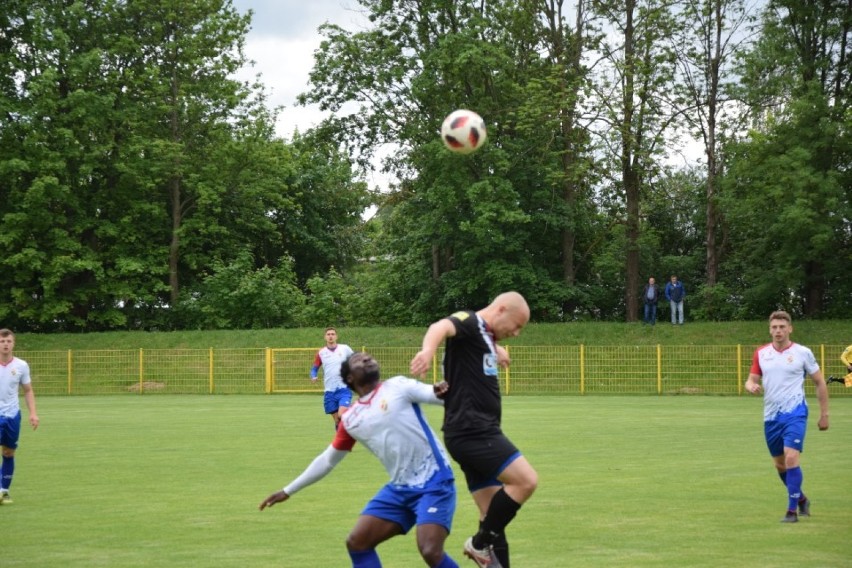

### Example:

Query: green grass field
xmin=3 ymin=395 xmax=851 ymax=567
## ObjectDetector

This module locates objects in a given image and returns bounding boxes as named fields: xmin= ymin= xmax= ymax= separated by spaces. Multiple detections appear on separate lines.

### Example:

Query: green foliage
xmin=176 ymin=252 xmax=306 ymax=330
xmin=0 ymin=0 xmax=849 ymax=331
xmin=0 ymin=1 xmax=370 ymax=331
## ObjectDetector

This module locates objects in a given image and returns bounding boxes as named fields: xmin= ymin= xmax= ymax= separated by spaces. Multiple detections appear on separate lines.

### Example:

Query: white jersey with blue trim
xmin=334 ymin=376 xmax=453 ymax=489
xmin=0 ymin=357 xmax=31 ymax=417
xmin=751 ymin=343 xmax=819 ymax=421
xmin=316 ymin=344 xmax=354 ymax=392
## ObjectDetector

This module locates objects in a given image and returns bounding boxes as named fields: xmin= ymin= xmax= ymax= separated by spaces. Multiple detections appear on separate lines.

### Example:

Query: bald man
xmin=411 ymin=292 xmax=537 ymax=568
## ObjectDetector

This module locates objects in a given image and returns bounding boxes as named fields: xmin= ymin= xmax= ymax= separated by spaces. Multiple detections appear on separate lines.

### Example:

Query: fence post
xmin=67 ymin=350 xmax=73 ymax=395
xmin=656 ymin=344 xmax=662 ymax=394
xmin=139 ymin=348 xmax=144 ymax=394
xmin=505 ymin=345 xmax=511 ymax=395
xmin=209 ymin=348 xmax=214 ymax=394
xmin=265 ymin=348 xmax=272 ymax=394
xmin=737 ymin=345 xmax=742 ymax=395
xmin=580 ymin=344 xmax=585 ymax=395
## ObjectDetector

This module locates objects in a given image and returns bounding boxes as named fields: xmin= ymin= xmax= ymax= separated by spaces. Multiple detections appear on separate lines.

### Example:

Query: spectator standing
xmin=664 ymin=275 xmax=686 ymax=325
xmin=642 ymin=277 xmax=659 ymax=325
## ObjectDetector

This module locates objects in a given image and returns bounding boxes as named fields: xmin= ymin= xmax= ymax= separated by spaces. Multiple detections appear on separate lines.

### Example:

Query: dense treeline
xmin=0 ymin=0 xmax=849 ymax=332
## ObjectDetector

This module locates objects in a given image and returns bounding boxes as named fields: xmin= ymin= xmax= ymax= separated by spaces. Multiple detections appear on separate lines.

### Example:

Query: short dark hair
xmin=0 ymin=329 xmax=14 ymax=338
xmin=325 ymin=326 xmax=337 ymax=332
xmin=769 ymin=310 xmax=792 ymax=324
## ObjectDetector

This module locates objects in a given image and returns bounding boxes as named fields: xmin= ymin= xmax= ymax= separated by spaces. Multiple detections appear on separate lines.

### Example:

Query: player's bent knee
xmin=417 ymin=540 xmax=444 ymax=565
xmin=345 ymin=530 xmax=373 ymax=552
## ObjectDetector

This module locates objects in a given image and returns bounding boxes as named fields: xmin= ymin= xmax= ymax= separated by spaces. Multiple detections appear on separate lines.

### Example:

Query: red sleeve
xmin=313 ymin=351 xmax=322 ymax=367
xmin=749 ymin=348 xmax=763 ymax=376
xmin=331 ymin=423 xmax=356 ymax=452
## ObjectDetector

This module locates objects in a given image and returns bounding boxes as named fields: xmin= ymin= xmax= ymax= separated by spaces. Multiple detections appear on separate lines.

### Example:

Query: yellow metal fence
xmin=19 ymin=345 xmax=850 ymax=397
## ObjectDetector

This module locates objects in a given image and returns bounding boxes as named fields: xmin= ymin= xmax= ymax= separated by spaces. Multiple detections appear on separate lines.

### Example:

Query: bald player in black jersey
xmin=411 ymin=292 xmax=537 ymax=568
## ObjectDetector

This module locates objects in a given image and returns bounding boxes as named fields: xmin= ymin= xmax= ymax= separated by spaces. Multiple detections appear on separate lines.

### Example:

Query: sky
xmin=229 ymin=0 xmax=705 ymax=175
xmin=231 ymin=0 xmax=368 ymax=139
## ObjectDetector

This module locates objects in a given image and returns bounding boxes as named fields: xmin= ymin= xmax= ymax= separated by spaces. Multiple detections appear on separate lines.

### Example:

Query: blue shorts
xmin=765 ymin=408 xmax=808 ymax=457
xmin=0 ymin=412 xmax=22 ymax=449
xmin=323 ymin=388 xmax=352 ymax=414
xmin=362 ymin=478 xmax=456 ymax=534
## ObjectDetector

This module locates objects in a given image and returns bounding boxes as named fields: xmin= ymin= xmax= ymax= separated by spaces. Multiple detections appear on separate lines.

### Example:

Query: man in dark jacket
xmin=642 ymin=277 xmax=660 ymax=325
xmin=665 ymin=275 xmax=686 ymax=325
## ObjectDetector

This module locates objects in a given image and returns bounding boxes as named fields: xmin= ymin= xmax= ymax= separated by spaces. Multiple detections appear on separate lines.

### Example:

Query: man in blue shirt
xmin=664 ymin=275 xmax=686 ymax=325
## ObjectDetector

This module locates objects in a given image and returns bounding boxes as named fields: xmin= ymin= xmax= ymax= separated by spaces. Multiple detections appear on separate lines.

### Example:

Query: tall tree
xmin=301 ymin=0 xmax=602 ymax=320
xmin=537 ymin=0 xmax=598 ymax=314
xmin=673 ymin=0 xmax=755 ymax=298
xmin=589 ymin=0 xmax=679 ymax=321
xmin=722 ymin=0 xmax=851 ymax=317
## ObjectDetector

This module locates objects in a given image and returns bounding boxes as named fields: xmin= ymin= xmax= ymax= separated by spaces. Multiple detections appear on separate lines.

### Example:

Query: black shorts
xmin=444 ymin=431 xmax=521 ymax=492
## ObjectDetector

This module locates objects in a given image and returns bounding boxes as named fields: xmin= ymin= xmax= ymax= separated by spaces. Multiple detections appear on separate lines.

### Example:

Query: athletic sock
xmin=785 ymin=466 xmax=803 ymax=512
xmin=349 ymin=548 xmax=381 ymax=568
xmin=472 ymin=488 xmax=521 ymax=549
xmin=492 ymin=531 xmax=510 ymax=568
xmin=1 ymin=455 xmax=14 ymax=490
xmin=434 ymin=553 xmax=459 ymax=568
xmin=482 ymin=488 xmax=521 ymax=536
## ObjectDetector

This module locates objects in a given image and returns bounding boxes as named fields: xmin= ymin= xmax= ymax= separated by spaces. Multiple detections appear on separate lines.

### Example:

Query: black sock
xmin=473 ymin=488 xmax=521 ymax=547
xmin=492 ymin=531 xmax=510 ymax=568
xmin=483 ymin=488 xmax=521 ymax=535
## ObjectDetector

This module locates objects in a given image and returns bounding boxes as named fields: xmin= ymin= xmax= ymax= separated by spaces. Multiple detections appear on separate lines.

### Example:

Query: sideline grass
xmin=15 ymin=320 xmax=852 ymax=350
xmin=3 ymin=395 xmax=850 ymax=567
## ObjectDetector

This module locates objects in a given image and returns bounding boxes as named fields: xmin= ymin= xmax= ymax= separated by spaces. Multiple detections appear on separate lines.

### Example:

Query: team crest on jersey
xmin=380 ymin=399 xmax=388 ymax=412
xmin=451 ymin=311 xmax=469 ymax=321
xmin=787 ymin=355 xmax=794 ymax=363
xmin=10 ymin=369 xmax=17 ymax=377
xmin=483 ymin=353 xmax=497 ymax=376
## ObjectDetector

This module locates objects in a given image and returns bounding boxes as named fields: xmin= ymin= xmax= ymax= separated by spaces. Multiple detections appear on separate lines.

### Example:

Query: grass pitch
xmin=3 ymin=395 xmax=850 ymax=567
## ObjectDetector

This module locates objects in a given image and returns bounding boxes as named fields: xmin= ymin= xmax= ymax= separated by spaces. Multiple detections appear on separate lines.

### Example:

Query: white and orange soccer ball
xmin=440 ymin=109 xmax=487 ymax=154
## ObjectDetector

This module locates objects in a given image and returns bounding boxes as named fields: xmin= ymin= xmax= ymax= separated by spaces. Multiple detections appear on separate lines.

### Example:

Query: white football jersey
xmin=334 ymin=376 xmax=453 ymax=488
xmin=751 ymin=343 xmax=819 ymax=421
xmin=0 ymin=357 xmax=31 ymax=417
xmin=315 ymin=344 xmax=354 ymax=392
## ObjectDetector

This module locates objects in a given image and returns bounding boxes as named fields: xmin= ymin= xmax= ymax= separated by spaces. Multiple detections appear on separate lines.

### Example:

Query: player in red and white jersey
xmin=261 ymin=352 xmax=460 ymax=568
xmin=0 ymin=329 xmax=39 ymax=505
xmin=310 ymin=327 xmax=355 ymax=429
xmin=745 ymin=311 xmax=829 ymax=523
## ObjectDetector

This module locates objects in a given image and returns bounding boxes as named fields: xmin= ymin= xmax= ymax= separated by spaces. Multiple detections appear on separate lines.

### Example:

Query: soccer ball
xmin=440 ymin=109 xmax=487 ymax=154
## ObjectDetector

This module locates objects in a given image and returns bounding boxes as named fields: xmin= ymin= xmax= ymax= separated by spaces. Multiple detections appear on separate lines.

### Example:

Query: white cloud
xmin=232 ymin=0 xmax=369 ymax=139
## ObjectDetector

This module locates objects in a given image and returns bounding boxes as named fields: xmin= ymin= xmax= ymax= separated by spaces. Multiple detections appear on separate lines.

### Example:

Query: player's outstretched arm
xmin=259 ymin=490 xmax=290 ymax=510
xmin=410 ymin=319 xmax=455 ymax=376
xmin=259 ymin=445 xmax=347 ymax=511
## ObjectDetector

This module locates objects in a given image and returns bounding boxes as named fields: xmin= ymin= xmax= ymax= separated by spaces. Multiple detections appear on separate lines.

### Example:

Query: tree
xmin=721 ymin=0 xmax=851 ymax=317
xmin=673 ymin=0 xmax=755 ymax=301
xmin=0 ymin=0 xmax=369 ymax=331
xmin=588 ymin=0 xmax=679 ymax=321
